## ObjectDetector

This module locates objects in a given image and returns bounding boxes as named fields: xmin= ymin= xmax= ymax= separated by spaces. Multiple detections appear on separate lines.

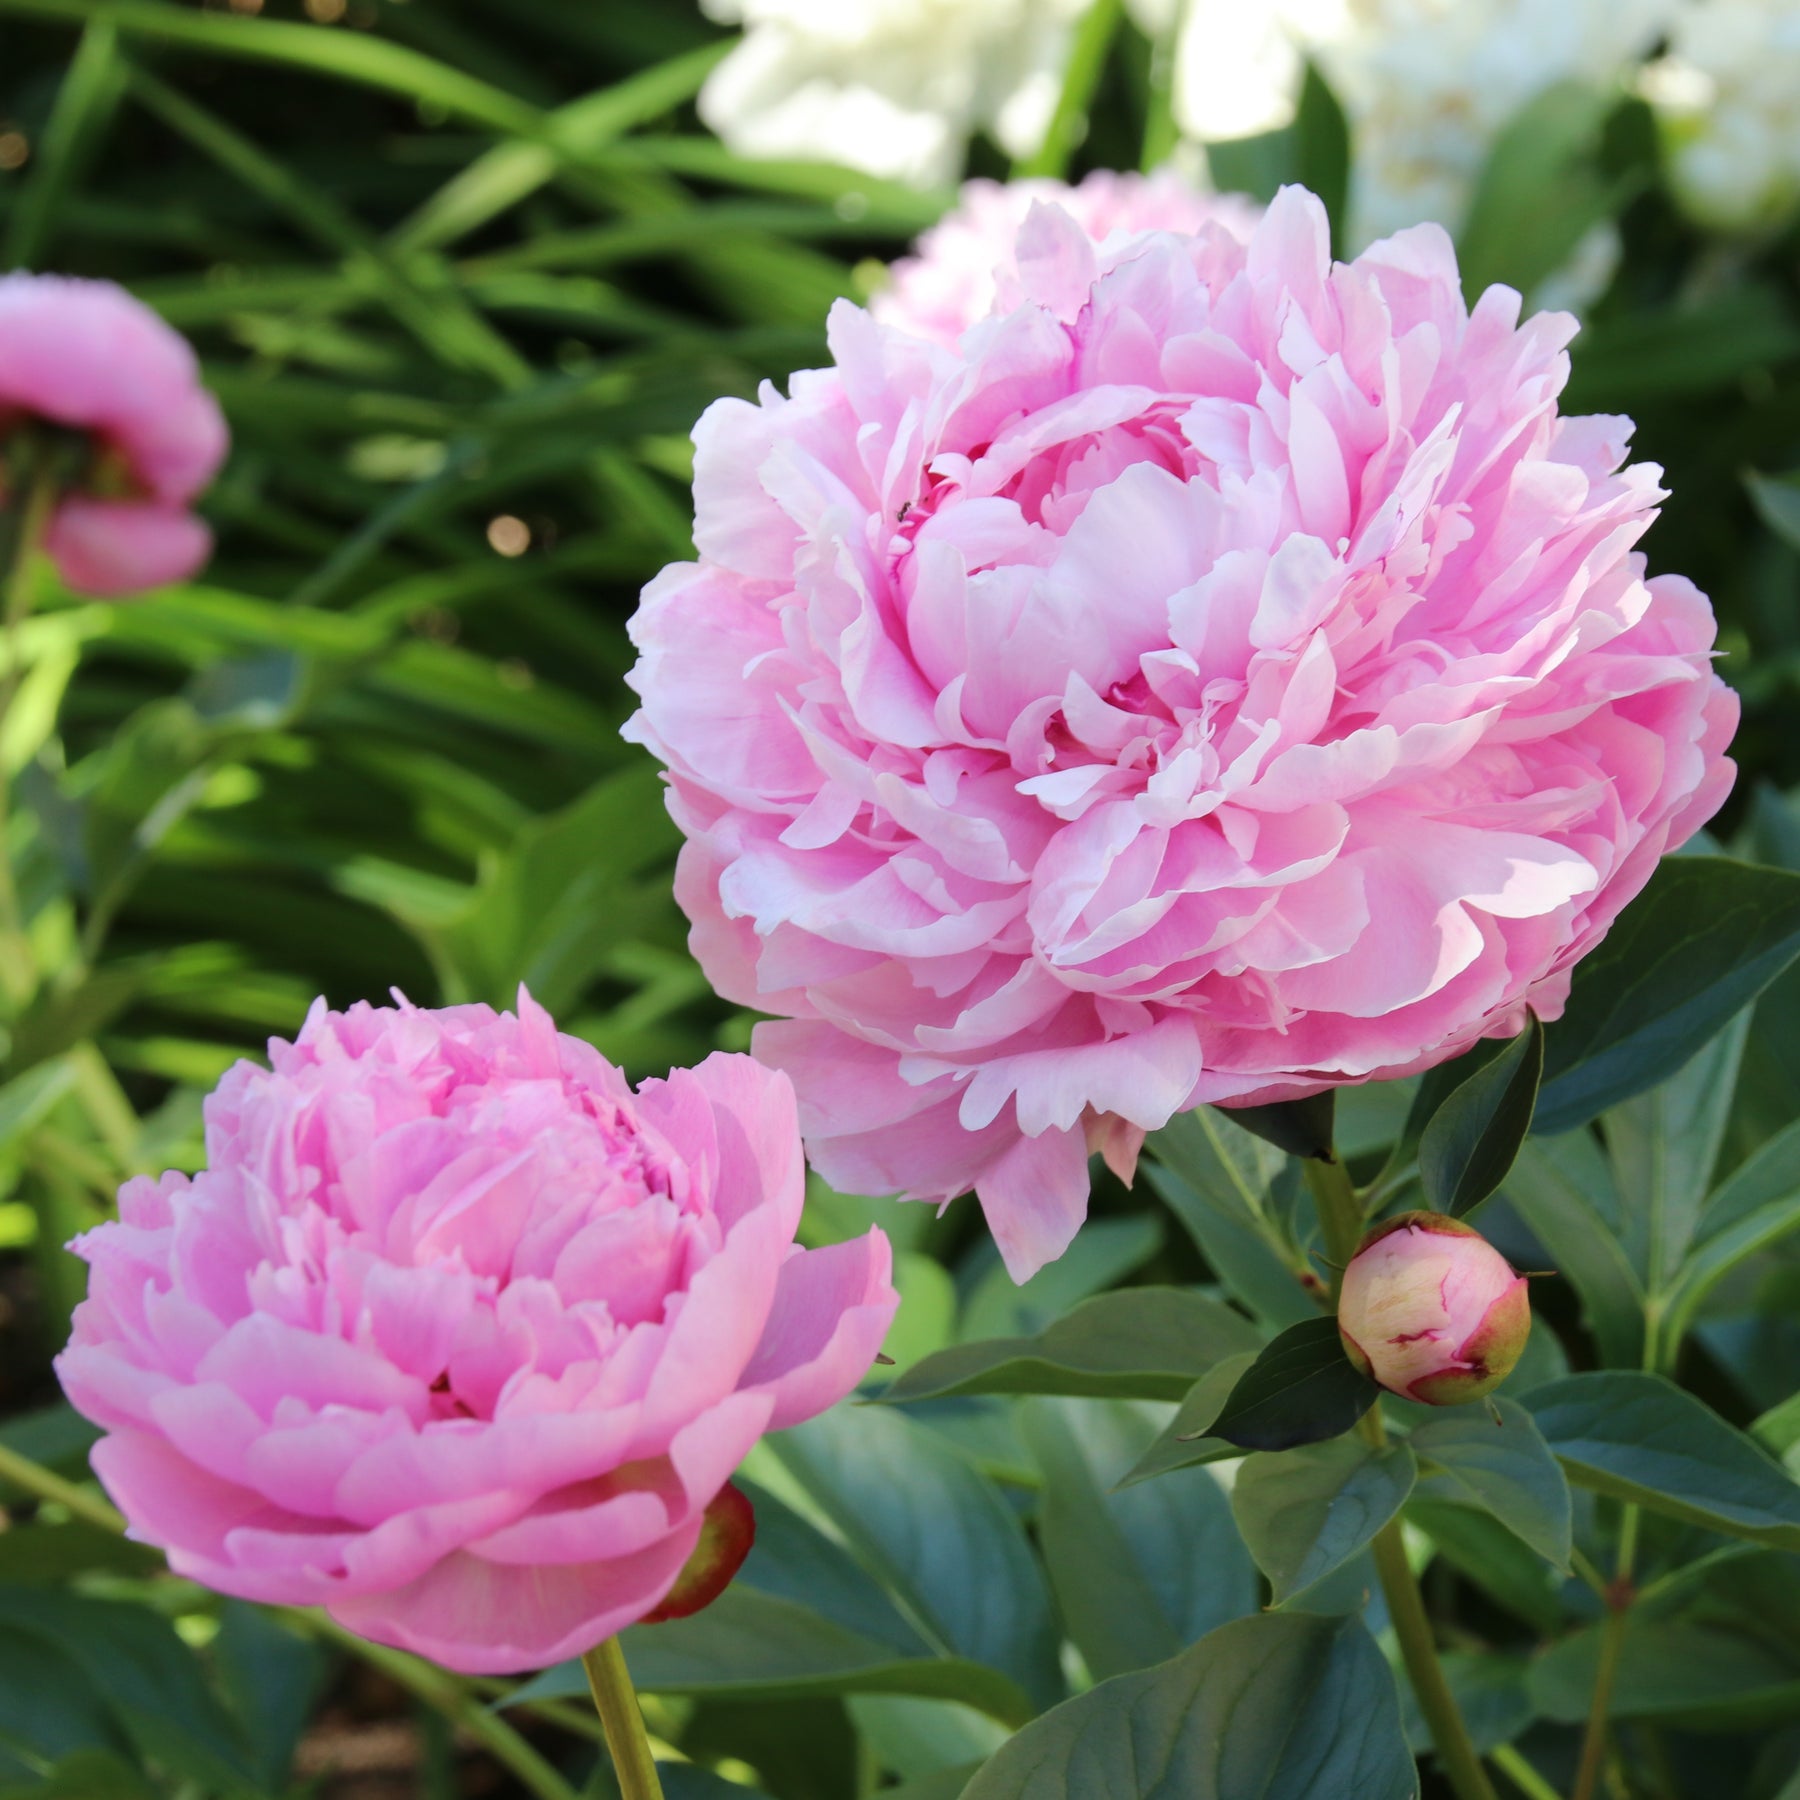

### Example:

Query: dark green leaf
xmin=1408 ymin=1398 xmax=1572 ymax=1571
xmin=882 ymin=1289 xmax=1259 ymax=1405
xmin=768 ymin=1405 xmax=1064 ymax=1713
xmin=1219 ymin=1093 xmax=1336 ymax=1161
xmin=1534 ymin=857 xmax=1800 ymax=1135
xmin=1117 ymin=1354 xmax=1259 ymax=1488
xmin=1022 ymin=1399 xmax=1256 ymax=1681
xmin=1501 ymin=1136 xmax=1644 ymax=1367
xmin=1232 ymin=1439 xmax=1417 ymax=1606
xmin=1526 ymin=1372 xmax=1800 ymax=1547
xmin=1210 ymin=1317 xmax=1380 ymax=1452
xmin=1456 ymin=81 xmax=1623 ymax=300
xmin=1418 ymin=1013 xmax=1543 ymax=1217
xmin=1404 ymin=1499 xmax=1568 ymax=1635
xmin=958 ymin=1216 xmax=1163 ymax=1343
xmin=1399 ymin=1652 xmax=1534 ymax=1757
xmin=1747 ymin=469 xmax=1800 ymax=553
xmin=1293 ymin=62 xmax=1349 ymax=253
xmin=958 ymin=1614 xmax=1415 ymax=1800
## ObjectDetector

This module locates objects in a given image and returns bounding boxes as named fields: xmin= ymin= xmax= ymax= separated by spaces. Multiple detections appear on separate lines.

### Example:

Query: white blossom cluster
xmin=696 ymin=0 xmax=1091 ymax=188
xmin=698 ymin=0 xmax=1800 ymax=244
xmin=1640 ymin=0 xmax=1800 ymax=233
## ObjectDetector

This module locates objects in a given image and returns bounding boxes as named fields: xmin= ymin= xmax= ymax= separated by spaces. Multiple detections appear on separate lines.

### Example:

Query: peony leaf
xmin=1208 ymin=1317 xmax=1380 ymax=1452
xmin=958 ymin=1613 xmax=1415 ymax=1800
xmin=1116 ymin=1355 xmax=1259 ymax=1489
xmin=880 ymin=1288 xmax=1260 ymax=1405
xmin=1418 ymin=1011 xmax=1543 ymax=1218
xmin=1021 ymin=1398 xmax=1256 ymax=1682
xmin=1408 ymin=1398 xmax=1572 ymax=1572
xmin=1232 ymin=1438 xmax=1417 ymax=1607
xmin=1535 ymin=857 xmax=1800 ymax=1135
xmin=1218 ymin=1092 xmax=1336 ymax=1161
xmin=1525 ymin=1372 xmax=1800 ymax=1548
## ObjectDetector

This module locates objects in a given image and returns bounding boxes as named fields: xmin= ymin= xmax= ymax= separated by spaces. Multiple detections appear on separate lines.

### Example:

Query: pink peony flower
xmin=625 ymin=185 xmax=1736 ymax=1283
xmin=0 ymin=273 xmax=227 ymax=597
xmin=56 ymin=992 xmax=897 ymax=1674
xmin=873 ymin=168 xmax=1262 ymax=346
xmin=1338 ymin=1211 xmax=1530 ymax=1404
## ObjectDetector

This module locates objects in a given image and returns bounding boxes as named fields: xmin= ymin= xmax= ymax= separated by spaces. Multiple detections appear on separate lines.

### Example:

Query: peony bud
xmin=1337 ymin=1212 xmax=1529 ymax=1405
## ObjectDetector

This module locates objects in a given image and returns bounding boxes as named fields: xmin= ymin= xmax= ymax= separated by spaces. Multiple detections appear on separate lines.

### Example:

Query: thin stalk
xmin=1015 ymin=0 xmax=1124 ymax=178
xmin=1572 ymin=1507 xmax=1640 ymax=1800
xmin=0 ymin=451 xmax=60 ymax=996
xmin=1309 ymin=1152 xmax=1496 ymax=1800
xmin=582 ymin=1639 xmax=665 ymax=1800
xmin=299 ymin=1616 xmax=577 ymax=1800
xmin=0 ymin=1441 xmax=578 ymax=1800
xmin=1371 ymin=1522 xmax=1500 ymax=1800
xmin=1302 ymin=1151 xmax=1365 ymax=1298
xmin=1490 ymin=1743 xmax=1561 ymax=1800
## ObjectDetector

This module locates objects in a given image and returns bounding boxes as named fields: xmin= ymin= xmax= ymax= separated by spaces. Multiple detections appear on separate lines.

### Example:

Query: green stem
xmin=1015 ymin=0 xmax=1123 ymax=178
xmin=0 ymin=1437 xmax=124 ymax=1531
xmin=1309 ymin=1153 xmax=1495 ymax=1800
xmin=0 ymin=448 xmax=60 ymax=995
xmin=1370 ymin=1521 xmax=1500 ymax=1800
xmin=1490 ymin=1743 xmax=1562 ymax=1800
xmin=582 ymin=1639 xmax=665 ymax=1800
xmin=300 ymin=1616 xmax=578 ymax=1800
xmin=1302 ymin=1151 xmax=1365 ymax=1298
xmin=1571 ymin=1508 xmax=1639 ymax=1800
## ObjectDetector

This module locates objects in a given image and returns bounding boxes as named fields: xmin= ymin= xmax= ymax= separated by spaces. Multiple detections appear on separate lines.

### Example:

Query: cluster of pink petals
xmin=873 ymin=168 xmax=1262 ymax=347
xmin=57 ymin=993 xmax=896 ymax=1673
xmin=0 ymin=274 xmax=227 ymax=596
xmin=626 ymin=184 xmax=1737 ymax=1284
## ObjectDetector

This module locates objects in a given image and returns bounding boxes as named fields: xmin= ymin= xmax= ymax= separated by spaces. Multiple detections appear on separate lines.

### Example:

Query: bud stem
xmin=1307 ymin=1153 xmax=1499 ymax=1800
xmin=582 ymin=1637 xmax=666 ymax=1800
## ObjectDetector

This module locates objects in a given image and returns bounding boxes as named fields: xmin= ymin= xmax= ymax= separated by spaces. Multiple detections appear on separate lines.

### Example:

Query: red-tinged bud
xmin=642 ymin=1482 xmax=756 ymax=1624
xmin=1337 ymin=1211 xmax=1530 ymax=1405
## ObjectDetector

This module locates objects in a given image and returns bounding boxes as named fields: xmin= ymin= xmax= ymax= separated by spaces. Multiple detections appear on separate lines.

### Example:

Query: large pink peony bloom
xmin=0 ymin=273 xmax=227 ymax=597
xmin=625 ymin=186 xmax=1736 ymax=1282
xmin=874 ymin=168 xmax=1262 ymax=347
xmin=56 ymin=993 xmax=896 ymax=1673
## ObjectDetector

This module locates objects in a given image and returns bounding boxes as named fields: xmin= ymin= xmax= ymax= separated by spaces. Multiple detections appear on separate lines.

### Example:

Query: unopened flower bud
xmin=1338 ymin=1212 xmax=1529 ymax=1405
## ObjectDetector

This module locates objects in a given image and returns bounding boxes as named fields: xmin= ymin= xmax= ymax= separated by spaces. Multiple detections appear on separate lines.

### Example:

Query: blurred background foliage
xmin=2 ymin=3 xmax=1800 ymax=1797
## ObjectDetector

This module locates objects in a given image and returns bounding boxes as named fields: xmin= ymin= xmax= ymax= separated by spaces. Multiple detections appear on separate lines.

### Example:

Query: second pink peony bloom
xmin=56 ymin=992 xmax=897 ymax=1673
xmin=625 ymin=183 xmax=1737 ymax=1282
xmin=0 ymin=272 xmax=227 ymax=597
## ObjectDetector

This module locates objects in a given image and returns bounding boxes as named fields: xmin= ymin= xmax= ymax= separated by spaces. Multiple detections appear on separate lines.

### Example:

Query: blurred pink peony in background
xmin=625 ymin=185 xmax=1736 ymax=1282
xmin=57 ymin=992 xmax=896 ymax=1674
xmin=1338 ymin=1211 xmax=1530 ymax=1404
xmin=0 ymin=273 xmax=227 ymax=596
xmin=873 ymin=168 xmax=1262 ymax=346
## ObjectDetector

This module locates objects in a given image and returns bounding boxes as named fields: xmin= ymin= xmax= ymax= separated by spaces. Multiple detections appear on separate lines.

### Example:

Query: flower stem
xmin=1571 ymin=1507 xmax=1639 ymax=1800
xmin=1490 ymin=1743 xmax=1562 ymax=1800
xmin=582 ymin=1638 xmax=665 ymax=1800
xmin=0 ymin=444 xmax=60 ymax=995
xmin=1371 ymin=1521 xmax=1499 ymax=1800
xmin=1301 ymin=1150 xmax=1365 ymax=1298
xmin=1305 ymin=1151 xmax=1497 ymax=1800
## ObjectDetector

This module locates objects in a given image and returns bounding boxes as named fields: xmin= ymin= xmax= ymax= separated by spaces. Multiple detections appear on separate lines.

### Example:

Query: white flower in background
xmin=697 ymin=0 xmax=1091 ymax=188
xmin=1642 ymin=0 xmax=1800 ymax=233
xmin=1314 ymin=0 xmax=1678 ymax=248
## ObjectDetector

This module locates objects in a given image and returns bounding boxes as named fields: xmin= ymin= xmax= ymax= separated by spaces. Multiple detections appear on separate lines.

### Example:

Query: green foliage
xmin=4 ymin=6 xmax=1800 ymax=1797
xmin=958 ymin=1614 xmax=1415 ymax=1800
